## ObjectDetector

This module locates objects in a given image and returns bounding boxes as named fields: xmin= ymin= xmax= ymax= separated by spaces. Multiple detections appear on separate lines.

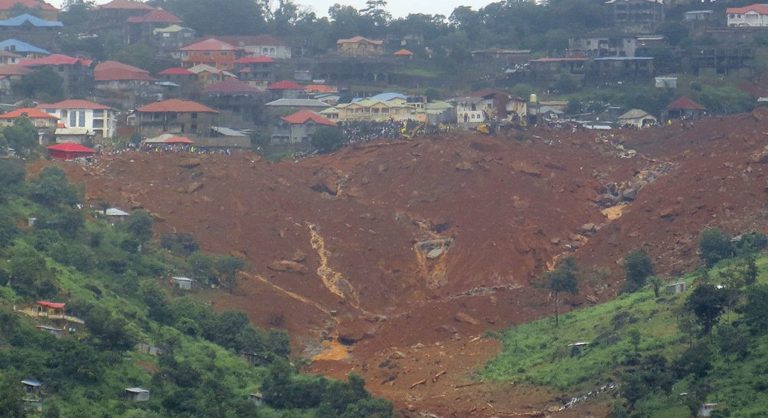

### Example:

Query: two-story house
xmin=94 ymin=60 xmax=153 ymax=91
xmin=233 ymin=55 xmax=274 ymax=87
xmin=271 ymin=110 xmax=336 ymax=145
xmin=337 ymin=36 xmax=384 ymax=57
xmin=37 ymin=99 xmax=117 ymax=141
xmin=19 ymin=54 xmax=93 ymax=97
xmin=179 ymin=38 xmax=239 ymax=70
xmin=126 ymin=8 xmax=181 ymax=45
xmin=0 ymin=107 xmax=57 ymax=143
xmin=218 ymin=35 xmax=291 ymax=59
xmin=727 ymin=4 xmax=768 ymax=27
xmin=136 ymin=99 xmax=218 ymax=137
xmin=153 ymin=24 xmax=195 ymax=54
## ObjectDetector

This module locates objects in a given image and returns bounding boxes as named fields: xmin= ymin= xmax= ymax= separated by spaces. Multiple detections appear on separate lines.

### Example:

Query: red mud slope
xmin=46 ymin=110 xmax=768 ymax=416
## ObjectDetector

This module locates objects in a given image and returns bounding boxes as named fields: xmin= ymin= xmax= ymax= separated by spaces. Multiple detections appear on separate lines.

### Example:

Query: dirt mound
xmin=42 ymin=115 xmax=768 ymax=415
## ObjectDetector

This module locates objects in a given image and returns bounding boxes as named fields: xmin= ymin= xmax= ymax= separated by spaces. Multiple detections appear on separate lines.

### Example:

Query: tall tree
xmin=544 ymin=257 xmax=579 ymax=326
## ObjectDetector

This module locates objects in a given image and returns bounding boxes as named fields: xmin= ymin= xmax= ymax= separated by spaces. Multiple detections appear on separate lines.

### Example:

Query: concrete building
xmin=271 ymin=109 xmax=336 ymax=145
xmin=38 ymin=99 xmax=117 ymax=140
xmin=727 ymin=4 xmax=768 ymax=27
xmin=136 ymin=98 xmax=219 ymax=137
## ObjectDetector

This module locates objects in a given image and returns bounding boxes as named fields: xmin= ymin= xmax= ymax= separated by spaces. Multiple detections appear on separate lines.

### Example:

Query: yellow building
xmin=321 ymin=94 xmax=427 ymax=123
xmin=336 ymin=36 xmax=384 ymax=57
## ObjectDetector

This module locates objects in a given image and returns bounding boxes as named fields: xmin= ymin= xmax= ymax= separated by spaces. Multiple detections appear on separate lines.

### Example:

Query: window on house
xmin=78 ymin=111 xmax=86 ymax=127
xmin=93 ymin=119 xmax=103 ymax=129
xmin=191 ymin=113 xmax=197 ymax=119
xmin=69 ymin=112 xmax=76 ymax=127
xmin=190 ymin=124 xmax=197 ymax=131
xmin=93 ymin=109 xmax=103 ymax=118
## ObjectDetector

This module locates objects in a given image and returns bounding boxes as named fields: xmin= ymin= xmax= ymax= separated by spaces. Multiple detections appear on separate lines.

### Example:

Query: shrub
xmin=622 ymin=249 xmax=654 ymax=293
xmin=699 ymin=229 xmax=732 ymax=267
xmin=311 ymin=126 xmax=345 ymax=154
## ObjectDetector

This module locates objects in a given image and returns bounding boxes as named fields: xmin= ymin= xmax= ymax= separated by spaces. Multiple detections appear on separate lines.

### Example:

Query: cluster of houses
xmin=0 ymin=0 xmax=745 ymax=155
xmin=503 ymin=1 xmax=768 ymax=90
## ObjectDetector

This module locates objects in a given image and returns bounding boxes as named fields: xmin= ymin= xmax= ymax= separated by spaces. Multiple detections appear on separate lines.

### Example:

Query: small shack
xmin=661 ymin=96 xmax=706 ymax=123
xmin=47 ymin=142 xmax=96 ymax=160
xmin=171 ymin=276 xmax=194 ymax=290
xmin=698 ymin=402 xmax=719 ymax=417
xmin=35 ymin=301 xmax=65 ymax=318
xmin=125 ymin=387 xmax=150 ymax=402
xmin=666 ymin=282 xmax=687 ymax=295
xmin=249 ymin=392 xmax=264 ymax=406
xmin=567 ymin=341 xmax=590 ymax=356
xmin=617 ymin=109 xmax=657 ymax=128
xmin=20 ymin=378 xmax=42 ymax=412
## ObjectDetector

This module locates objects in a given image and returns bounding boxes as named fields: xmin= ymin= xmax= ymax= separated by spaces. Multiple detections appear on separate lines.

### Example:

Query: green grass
xmin=482 ymin=257 xmax=768 ymax=416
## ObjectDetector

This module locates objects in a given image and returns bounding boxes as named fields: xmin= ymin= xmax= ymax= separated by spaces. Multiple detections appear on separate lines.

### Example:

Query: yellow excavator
xmin=401 ymin=120 xmax=425 ymax=139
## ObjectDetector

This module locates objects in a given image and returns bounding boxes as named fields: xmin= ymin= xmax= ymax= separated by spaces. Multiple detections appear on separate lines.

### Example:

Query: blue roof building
xmin=0 ymin=14 xmax=62 ymax=27
xmin=0 ymin=39 xmax=49 ymax=55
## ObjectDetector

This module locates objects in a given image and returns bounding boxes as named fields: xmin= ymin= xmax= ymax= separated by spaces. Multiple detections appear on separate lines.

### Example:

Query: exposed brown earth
xmin=37 ymin=109 xmax=768 ymax=416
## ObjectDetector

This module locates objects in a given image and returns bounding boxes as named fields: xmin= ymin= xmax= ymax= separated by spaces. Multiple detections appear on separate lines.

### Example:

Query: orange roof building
xmin=337 ymin=36 xmax=384 ymax=57
xmin=179 ymin=38 xmax=239 ymax=70
xmin=94 ymin=60 xmax=153 ymax=83
xmin=136 ymin=99 xmax=219 ymax=137
xmin=0 ymin=0 xmax=58 ymax=20
xmin=0 ymin=107 xmax=57 ymax=129
xmin=281 ymin=110 xmax=336 ymax=126
xmin=272 ymin=110 xmax=337 ymax=145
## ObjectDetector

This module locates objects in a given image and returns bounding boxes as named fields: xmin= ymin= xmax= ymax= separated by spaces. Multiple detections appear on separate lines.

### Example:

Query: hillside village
xmin=6 ymin=1 xmax=768 ymax=417
xmin=0 ymin=0 xmax=767 ymax=158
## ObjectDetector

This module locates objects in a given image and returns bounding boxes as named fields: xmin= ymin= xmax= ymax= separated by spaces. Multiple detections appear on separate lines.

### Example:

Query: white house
xmin=727 ymin=4 xmax=768 ymax=27
xmin=37 ymin=100 xmax=117 ymax=140
xmin=455 ymin=96 xmax=492 ymax=126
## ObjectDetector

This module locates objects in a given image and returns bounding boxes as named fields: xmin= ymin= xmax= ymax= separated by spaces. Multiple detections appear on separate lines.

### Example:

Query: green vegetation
xmin=623 ymin=249 xmax=654 ymax=294
xmin=311 ymin=126 xmax=345 ymax=154
xmin=484 ymin=235 xmax=768 ymax=417
xmin=0 ymin=159 xmax=392 ymax=417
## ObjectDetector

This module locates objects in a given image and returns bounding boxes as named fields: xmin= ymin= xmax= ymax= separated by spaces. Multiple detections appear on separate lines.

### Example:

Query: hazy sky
xmin=290 ymin=0 xmax=492 ymax=19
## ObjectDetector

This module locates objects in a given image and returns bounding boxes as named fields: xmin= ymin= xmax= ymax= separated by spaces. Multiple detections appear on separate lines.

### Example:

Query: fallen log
xmin=409 ymin=379 xmax=427 ymax=389
xmin=432 ymin=370 xmax=447 ymax=383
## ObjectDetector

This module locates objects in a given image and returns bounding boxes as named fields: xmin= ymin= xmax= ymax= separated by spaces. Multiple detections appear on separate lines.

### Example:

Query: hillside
xmin=0 ymin=161 xmax=392 ymax=417
xmin=483 ymin=250 xmax=768 ymax=417
xmin=39 ymin=109 xmax=768 ymax=415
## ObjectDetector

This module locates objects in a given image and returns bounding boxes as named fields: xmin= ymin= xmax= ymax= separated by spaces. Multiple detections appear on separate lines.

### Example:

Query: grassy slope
xmin=482 ymin=257 xmax=768 ymax=417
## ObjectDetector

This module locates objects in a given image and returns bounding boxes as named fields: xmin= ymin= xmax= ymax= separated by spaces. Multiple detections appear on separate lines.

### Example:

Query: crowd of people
xmin=341 ymin=120 xmax=405 ymax=144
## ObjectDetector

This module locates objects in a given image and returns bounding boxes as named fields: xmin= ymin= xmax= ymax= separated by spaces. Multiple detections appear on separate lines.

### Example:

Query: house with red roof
xmin=126 ymin=8 xmax=181 ymax=44
xmin=0 ymin=107 xmax=57 ymax=129
xmin=180 ymin=38 xmax=239 ymax=70
xmin=0 ymin=107 xmax=57 ymax=143
xmin=20 ymin=54 xmax=93 ymax=97
xmin=727 ymin=4 xmax=768 ymax=27
xmin=94 ymin=60 xmax=153 ymax=90
xmin=0 ymin=0 xmax=58 ymax=20
xmin=661 ymin=96 xmax=707 ymax=124
xmin=38 ymin=100 xmax=117 ymax=141
xmin=136 ymin=99 xmax=219 ymax=137
xmin=92 ymin=0 xmax=154 ymax=33
xmin=271 ymin=110 xmax=336 ymax=145
xmin=233 ymin=55 xmax=274 ymax=86
xmin=217 ymin=35 xmax=291 ymax=59
xmin=337 ymin=36 xmax=384 ymax=57
xmin=268 ymin=79 xmax=304 ymax=99
xmin=203 ymin=79 xmax=264 ymax=125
